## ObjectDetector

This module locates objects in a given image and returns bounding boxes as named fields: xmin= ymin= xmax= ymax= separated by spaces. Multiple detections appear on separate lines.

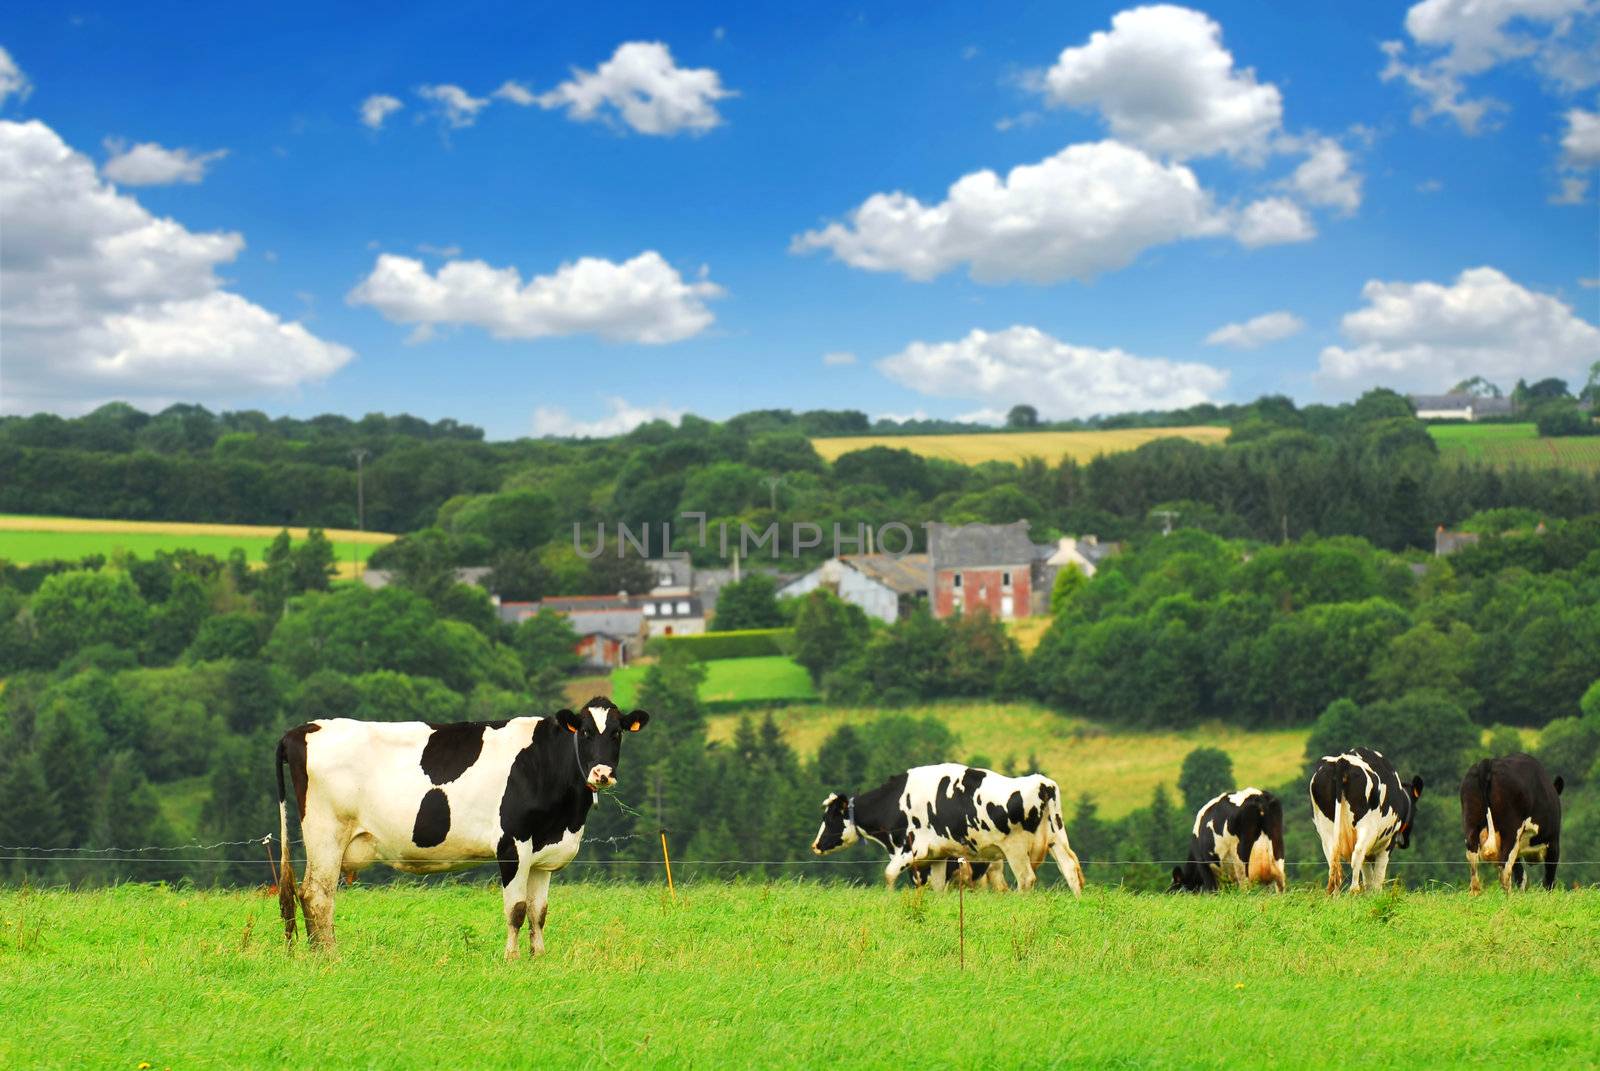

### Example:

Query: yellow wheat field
xmin=809 ymin=426 xmax=1229 ymax=466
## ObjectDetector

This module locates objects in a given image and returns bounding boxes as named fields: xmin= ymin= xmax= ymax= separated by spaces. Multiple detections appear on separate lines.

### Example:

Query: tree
xmin=1177 ymin=747 xmax=1234 ymax=815
xmin=1146 ymin=784 xmax=1181 ymax=862
xmin=30 ymin=569 xmax=149 ymax=667
xmin=486 ymin=548 xmax=552 ymax=601
xmin=186 ymin=612 xmax=267 ymax=661
xmin=1451 ymin=376 xmax=1503 ymax=398
xmin=1050 ymin=565 xmax=1087 ymax=617
xmin=144 ymin=572 xmax=210 ymax=664
xmin=1305 ymin=690 xmax=1478 ymax=790
xmin=290 ymin=528 xmax=338 ymax=592
xmin=1006 ymin=405 xmax=1040 ymax=429
xmin=1536 ymin=717 xmax=1600 ymax=787
xmin=515 ymin=609 xmax=581 ymax=677
xmin=1536 ymin=400 xmax=1596 ymax=437
xmin=1581 ymin=360 xmax=1600 ymax=405
xmin=1068 ymin=793 xmax=1113 ymax=866
xmin=815 ymin=723 xmax=870 ymax=792
xmin=1525 ymin=377 xmax=1570 ymax=401
xmin=711 ymin=574 xmax=784 ymax=631
xmin=0 ymin=751 xmax=66 ymax=855
xmin=637 ymin=646 xmax=708 ymax=745
xmin=792 ymin=589 xmax=869 ymax=686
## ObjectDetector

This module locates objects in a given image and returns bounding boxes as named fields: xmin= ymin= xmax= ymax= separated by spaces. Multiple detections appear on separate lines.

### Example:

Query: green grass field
xmin=1429 ymin=422 xmax=1600 ymax=472
xmin=810 ymin=425 xmax=1230 ymax=466
xmin=612 ymin=655 xmax=818 ymax=708
xmin=707 ymin=701 xmax=1307 ymax=819
xmin=1 ymin=883 xmax=1594 ymax=1069
xmin=0 ymin=515 xmax=395 ymax=577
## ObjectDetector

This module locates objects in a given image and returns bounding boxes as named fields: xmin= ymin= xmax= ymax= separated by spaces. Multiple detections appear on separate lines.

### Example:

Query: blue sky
xmin=1 ymin=1 xmax=1597 ymax=438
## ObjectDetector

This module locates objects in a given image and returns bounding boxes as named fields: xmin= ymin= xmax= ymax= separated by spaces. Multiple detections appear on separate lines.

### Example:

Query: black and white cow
xmin=1309 ymin=747 xmax=1423 ymax=894
xmin=1169 ymin=788 xmax=1286 ymax=893
xmin=275 ymin=696 xmax=648 ymax=957
xmin=910 ymin=858 xmax=1009 ymax=892
xmin=811 ymin=763 xmax=1085 ymax=894
xmin=1460 ymin=753 xmax=1563 ymax=893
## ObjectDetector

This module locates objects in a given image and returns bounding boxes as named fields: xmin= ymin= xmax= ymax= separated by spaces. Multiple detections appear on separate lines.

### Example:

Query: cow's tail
xmin=1472 ymin=760 xmax=1500 ymax=860
xmin=1042 ymin=781 xmax=1085 ymax=897
xmin=276 ymin=736 xmax=301 ymax=946
xmin=1332 ymin=759 xmax=1358 ymax=864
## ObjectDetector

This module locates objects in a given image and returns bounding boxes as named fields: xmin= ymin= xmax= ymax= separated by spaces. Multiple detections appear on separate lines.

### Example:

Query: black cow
xmin=276 ymin=696 xmax=648 ymax=957
xmin=1309 ymin=747 xmax=1422 ymax=894
xmin=1460 ymin=753 xmax=1564 ymax=893
xmin=1170 ymin=788 xmax=1286 ymax=892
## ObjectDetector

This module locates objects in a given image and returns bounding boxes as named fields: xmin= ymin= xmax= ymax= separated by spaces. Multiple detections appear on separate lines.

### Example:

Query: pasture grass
xmin=612 ymin=655 xmax=818 ymax=708
xmin=0 ymin=514 xmax=395 ymax=578
xmin=1 ymin=882 xmax=1594 ymax=1069
xmin=809 ymin=426 xmax=1230 ymax=466
xmin=1429 ymin=423 xmax=1600 ymax=472
xmin=706 ymin=702 xmax=1308 ymax=819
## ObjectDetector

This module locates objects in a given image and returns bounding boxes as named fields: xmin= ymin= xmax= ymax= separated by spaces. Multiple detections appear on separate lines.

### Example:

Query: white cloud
xmin=492 ymin=80 xmax=537 ymax=106
xmin=1286 ymin=137 xmax=1363 ymax=214
xmin=957 ymin=407 xmax=1007 ymax=425
xmin=878 ymin=325 xmax=1229 ymax=419
xmin=0 ymin=46 xmax=31 ymax=107
xmin=1581 ymin=276 xmax=1600 ymax=287
xmin=793 ymin=140 xmax=1245 ymax=285
xmin=1550 ymin=175 xmax=1590 ymax=203
xmin=1417 ymin=178 xmax=1445 ymax=192
xmin=1232 ymin=196 xmax=1316 ymax=247
xmin=822 ymin=350 xmax=857 ymax=366
xmin=416 ymin=84 xmax=489 ymax=128
xmin=101 ymin=139 xmax=227 ymax=185
xmin=1562 ymin=106 xmax=1600 ymax=164
xmin=533 ymin=397 xmax=683 ymax=438
xmin=1381 ymin=0 xmax=1600 ymax=133
xmin=416 ymin=242 xmax=463 ymax=258
xmin=348 ymin=250 xmax=723 ymax=344
xmin=360 ymin=93 xmax=403 ymax=130
xmin=1037 ymin=4 xmax=1284 ymax=161
xmin=533 ymin=41 xmax=733 ymax=135
xmin=0 ymin=119 xmax=352 ymax=414
xmin=1204 ymin=310 xmax=1305 ymax=349
xmin=1316 ymin=266 xmax=1600 ymax=393
xmin=873 ymin=409 xmax=931 ymax=424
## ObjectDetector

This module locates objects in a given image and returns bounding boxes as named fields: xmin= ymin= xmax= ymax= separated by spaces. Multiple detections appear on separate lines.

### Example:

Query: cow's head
xmin=1168 ymin=862 xmax=1206 ymax=893
xmin=811 ymin=792 xmax=858 ymax=854
xmin=1395 ymin=775 xmax=1424 ymax=849
xmin=557 ymin=697 xmax=649 ymax=792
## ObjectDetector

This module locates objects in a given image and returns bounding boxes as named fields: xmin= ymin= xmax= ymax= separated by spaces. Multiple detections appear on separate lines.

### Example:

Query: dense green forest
xmin=2 ymin=391 xmax=1599 ymax=888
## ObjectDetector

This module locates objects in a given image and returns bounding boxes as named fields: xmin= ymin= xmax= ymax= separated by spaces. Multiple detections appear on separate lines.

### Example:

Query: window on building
xmin=676 ymin=601 xmax=692 ymax=615
xmin=659 ymin=602 xmax=673 ymax=616
xmin=1002 ymin=571 xmax=1012 ymax=587
xmin=642 ymin=603 xmax=656 ymax=616
xmin=953 ymin=573 xmax=963 ymax=588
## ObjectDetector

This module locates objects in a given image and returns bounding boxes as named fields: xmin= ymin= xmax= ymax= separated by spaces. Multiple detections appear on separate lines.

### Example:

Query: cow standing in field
xmin=811 ymin=764 xmax=1085 ymax=894
xmin=1169 ymin=788 xmax=1286 ymax=893
xmin=1309 ymin=747 xmax=1422 ymax=894
xmin=275 ymin=697 xmax=649 ymax=957
xmin=1460 ymin=754 xmax=1563 ymax=893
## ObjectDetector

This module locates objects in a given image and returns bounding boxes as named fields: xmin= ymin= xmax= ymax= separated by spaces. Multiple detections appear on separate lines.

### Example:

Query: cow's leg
xmin=1466 ymin=850 xmax=1481 ymax=894
xmin=1313 ymin=814 xmax=1342 ymax=894
xmin=1500 ymin=823 xmax=1532 ymax=894
xmin=1542 ymin=847 xmax=1559 ymax=891
xmin=500 ymin=842 xmax=533 ymax=960
xmin=926 ymin=863 xmax=949 ymax=893
xmin=1368 ymin=849 xmax=1391 ymax=891
xmin=985 ymin=862 xmax=1009 ymax=892
xmin=298 ymin=815 xmax=348 ymax=949
xmin=1001 ymin=842 xmax=1037 ymax=892
xmin=526 ymin=869 xmax=553 ymax=957
xmin=1347 ymin=830 xmax=1374 ymax=894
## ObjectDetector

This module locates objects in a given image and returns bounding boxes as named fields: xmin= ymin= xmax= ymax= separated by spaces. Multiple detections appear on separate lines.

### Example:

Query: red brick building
xmin=926 ymin=520 xmax=1038 ymax=620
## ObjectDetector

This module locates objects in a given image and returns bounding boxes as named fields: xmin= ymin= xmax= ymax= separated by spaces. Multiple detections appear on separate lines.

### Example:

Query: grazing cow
xmin=1460 ymin=754 xmax=1563 ymax=893
xmin=275 ymin=697 xmax=649 ymax=957
xmin=1169 ymin=788 xmax=1287 ymax=893
xmin=811 ymin=764 xmax=1085 ymax=895
xmin=1309 ymin=747 xmax=1422 ymax=894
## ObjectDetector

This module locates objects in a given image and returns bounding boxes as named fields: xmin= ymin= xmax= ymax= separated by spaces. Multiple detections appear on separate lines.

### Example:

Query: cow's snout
xmin=587 ymin=765 xmax=616 ymax=791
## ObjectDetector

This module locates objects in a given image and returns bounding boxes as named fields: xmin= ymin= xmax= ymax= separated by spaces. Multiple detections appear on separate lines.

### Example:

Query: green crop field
xmin=0 ymin=515 xmax=396 ymax=578
xmin=612 ymin=655 xmax=818 ymax=708
xmin=810 ymin=425 xmax=1229 ymax=466
xmin=708 ymin=701 xmax=1308 ymax=819
xmin=1 ymin=883 xmax=1594 ymax=1069
xmin=1429 ymin=423 xmax=1600 ymax=472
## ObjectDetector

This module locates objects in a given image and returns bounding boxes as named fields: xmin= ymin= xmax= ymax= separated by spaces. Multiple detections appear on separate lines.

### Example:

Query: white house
xmin=778 ymin=553 xmax=929 ymax=623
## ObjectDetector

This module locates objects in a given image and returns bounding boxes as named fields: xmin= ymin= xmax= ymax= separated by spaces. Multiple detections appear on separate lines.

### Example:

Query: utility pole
xmin=351 ymin=448 xmax=369 ymax=532
xmin=762 ymin=475 xmax=784 ymax=511
xmin=1151 ymin=509 xmax=1179 ymax=536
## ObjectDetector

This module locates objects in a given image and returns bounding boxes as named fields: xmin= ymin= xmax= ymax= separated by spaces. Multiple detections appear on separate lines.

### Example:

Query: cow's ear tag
xmin=625 ymin=710 xmax=651 ymax=732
